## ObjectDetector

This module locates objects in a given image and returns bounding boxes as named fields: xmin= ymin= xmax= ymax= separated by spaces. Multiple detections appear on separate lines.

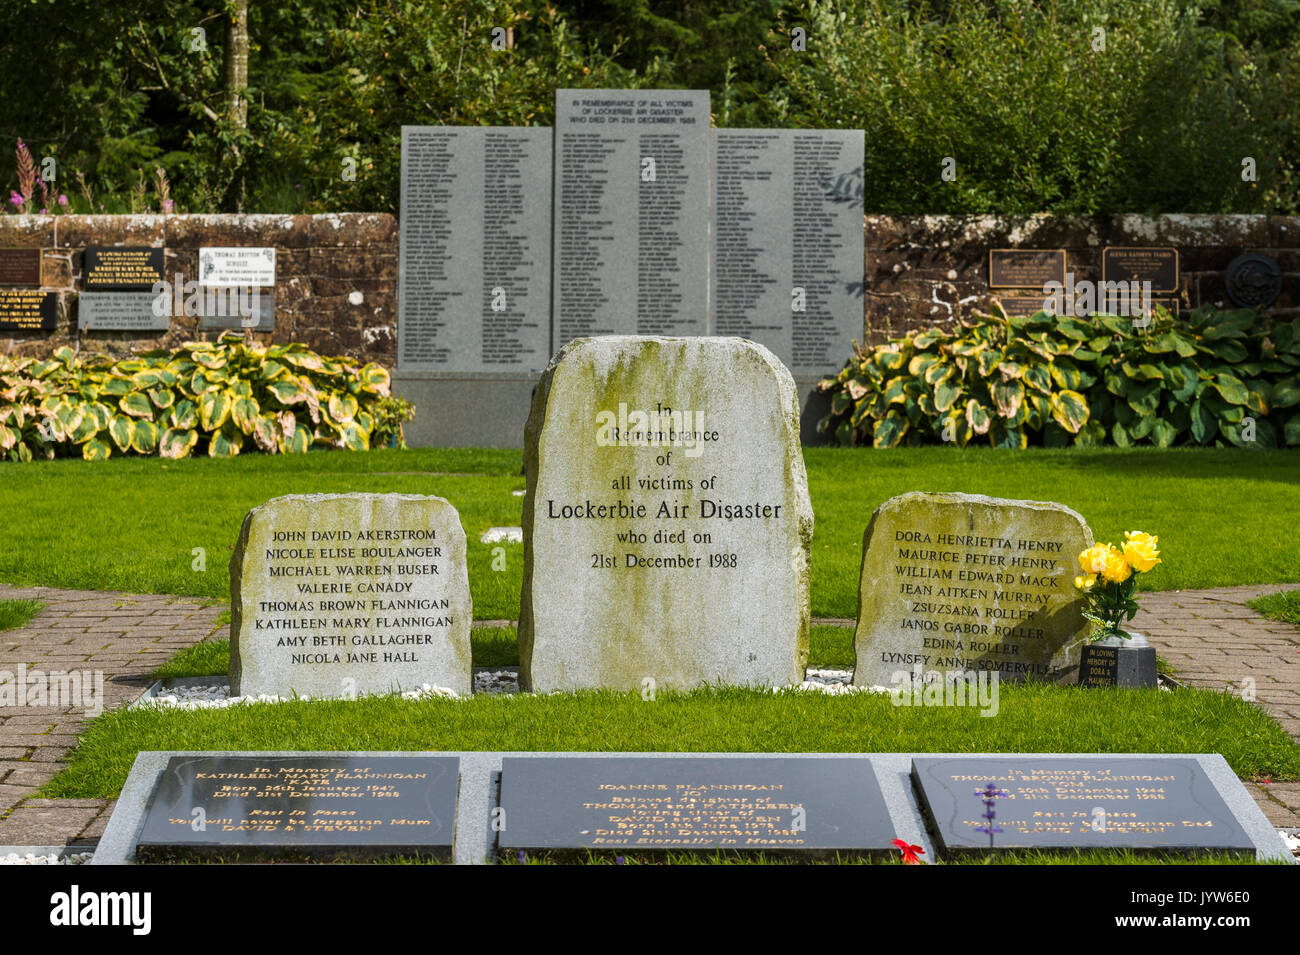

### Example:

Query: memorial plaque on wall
xmin=83 ymin=246 xmax=166 ymax=290
xmin=988 ymin=249 xmax=1066 ymax=289
xmin=497 ymin=756 xmax=896 ymax=856
xmin=912 ymin=756 xmax=1254 ymax=856
xmin=0 ymin=289 xmax=58 ymax=331
xmin=0 ymin=248 xmax=42 ymax=286
xmin=135 ymin=754 xmax=460 ymax=861
xmin=399 ymin=126 xmax=552 ymax=373
xmin=199 ymin=247 xmax=277 ymax=287
xmin=711 ymin=129 xmax=865 ymax=379
xmin=78 ymin=292 xmax=171 ymax=331
xmin=197 ymin=290 xmax=276 ymax=331
xmin=1102 ymin=247 xmax=1179 ymax=294
xmin=551 ymin=89 xmax=710 ymax=349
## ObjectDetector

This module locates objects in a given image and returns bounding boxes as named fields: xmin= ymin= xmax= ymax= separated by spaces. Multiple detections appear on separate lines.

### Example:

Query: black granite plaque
xmin=991 ymin=293 xmax=1058 ymax=316
xmin=1102 ymin=247 xmax=1179 ymax=294
xmin=0 ymin=289 xmax=58 ymax=331
xmin=1225 ymin=252 xmax=1282 ymax=309
xmin=83 ymin=246 xmax=166 ymax=291
xmin=399 ymin=126 xmax=553 ymax=373
xmin=912 ymin=756 xmax=1253 ymax=856
xmin=711 ymin=129 xmax=865 ymax=378
xmin=552 ymin=89 xmax=711 ymax=348
xmin=1080 ymin=641 xmax=1157 ymax=688
xmin=0 ymin=248 xmax=42 ymax=286
xmin=988 ymin=250 xmax=1066 ymax=289
xmin=135 ymin=755 xmax=459 ymax=861
xmin=497 ymin=756 xmax=895 ymax=857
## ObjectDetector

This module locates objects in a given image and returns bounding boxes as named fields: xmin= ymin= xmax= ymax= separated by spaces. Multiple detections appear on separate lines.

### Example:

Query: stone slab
xmin=229 ymin=493 xmax=472 ymax=698
xmin=399 ymin=126 xmax=552 ymax=373
xmin=519 ymin=335 xmax=813 ymax=692
xmin=496 ymin=755 xmax=895 ymax=856
xmin=853 ymin=492 xmax=1093 ymax=688
xmin=198 ymin=247 xmax=276 ymax=287
xmin=133 ymin=754 xmax=458 ymax=861
xmin=77 ymin=292 xmax=170 ymax=331
xmin=82 ymin=246 xmax=165 ymax=291
xmin=912 ymin=755 xmax=1257 ymax=857
xmin=551 ymin=90 xmax=711 ymax=348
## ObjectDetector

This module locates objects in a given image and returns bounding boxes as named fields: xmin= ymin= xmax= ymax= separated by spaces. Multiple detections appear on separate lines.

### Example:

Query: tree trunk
xmin=224 ymin=0 xmax=249 ymax=210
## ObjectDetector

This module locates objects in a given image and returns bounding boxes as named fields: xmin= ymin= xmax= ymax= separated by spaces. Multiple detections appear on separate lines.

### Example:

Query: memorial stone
xmin=852 ymin=492 xmax=1092 ymax=688
xmin=520 ymin=336 xmax=813 ymax=692
xmin=78 ymin=291 xmax=171 ymax=331
xmin=229 ymin=493 xmax=472 ymax=698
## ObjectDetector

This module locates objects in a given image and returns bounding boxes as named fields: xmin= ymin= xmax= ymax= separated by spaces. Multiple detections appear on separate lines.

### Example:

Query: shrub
xmin=0 ymin=335 xmax=410 ymax=461
xmin=817 ymin=307 xmax=1300 ymax=448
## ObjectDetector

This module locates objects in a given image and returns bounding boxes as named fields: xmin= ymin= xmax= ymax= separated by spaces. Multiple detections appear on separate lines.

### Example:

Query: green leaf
xmin=118 ymin=392 xmax=154 ymax=419
xmin=1285 ymin=414 xmax=1300 ymax=446
xmin=198 ymin=391 xmax=232 ymax=432
xmin=81 ymin=438 xmax=111 ymax=460
xmin=231 ymin=396 xmax=261 ymax=434
xmin=1209 ymin=373 xmax=1250 ymax=405
xmin=1049 ymin=390 xmax=1090 ymax=434
xmin=159 ymin=428 xmax=199 ymax=459
xmin=965 ymin=399 xmax=992 ymax=436
xmin=208 ymin=425 xmax=245 ymax=457
xmin=130 ymin=419 xmax=159 ymax=454
xmin=872 ymin=411 xmax=909 ymax=448
xmin=1149 ymin=418 xmax=1178 ymax=448
xmin=108 ymin=415 xmax=135 ymax=452
xmin=933 ymin=379 xmax=963 ymax=413
xmin=1189 ymin=399 xmax=1217 ymax=444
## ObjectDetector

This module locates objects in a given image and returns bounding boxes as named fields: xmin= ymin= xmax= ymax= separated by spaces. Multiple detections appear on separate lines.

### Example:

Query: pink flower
xmin=162 ymin=198 xmax=174 ymax=213
xmin=9 ymin=191 xmax=22 ymax=207
xmin=57 ymin=194 xmax=68 ymax=207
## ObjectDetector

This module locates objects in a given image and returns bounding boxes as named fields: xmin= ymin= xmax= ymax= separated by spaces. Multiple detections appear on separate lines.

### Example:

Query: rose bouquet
xmin=1073 ymin=531 xmax=1162 ymax=641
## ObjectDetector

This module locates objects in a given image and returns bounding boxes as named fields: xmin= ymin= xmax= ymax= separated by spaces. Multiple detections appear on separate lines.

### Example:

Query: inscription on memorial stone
xmin=199 ymin=247 xmax=276 ymax=287
xmin=852 ymin=492 xmax=1093 ymax=688
xmin=711 ymin=129 xmax=865 ymax=378
xmin=912 ymin=756 xmax=1254 ymax=856
xmin=0 ymin=289 xmax=57 ymax=331
xmin=135 ymin=754 xmax=459 ymax=861
xmin=398 ymin=126 xmax=552 ymax=373
xmin=520 ymin=336 xmax=813 ymax=692
xmin=551 ymin=89 xmax=710 ymax=348
xmin=497 ymin=756 xmax=895 ymax=855
xmin=83 ymin=246 xmax=166 ymax=290
xmin=78 ymin=291 xmax=171 ymax=331
xmin=229 ymin=493 xmax=472 ymax=698
xmin=1102 ymin=247 xmax=1179 ymax=294
xmin=988 ymin=250 xmax=1066 ymax=289
xmin=0 ymin=248 xmax=42 ymax=286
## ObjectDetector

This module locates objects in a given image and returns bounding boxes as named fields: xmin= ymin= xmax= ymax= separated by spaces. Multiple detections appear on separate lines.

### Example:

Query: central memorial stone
xmin=229 ymin=493 xmax=472 ymax=698
xmin=852 ymin=492 xmax=1093 ymax=688
xmin=519 ymin=336 xmax=813 ymax=692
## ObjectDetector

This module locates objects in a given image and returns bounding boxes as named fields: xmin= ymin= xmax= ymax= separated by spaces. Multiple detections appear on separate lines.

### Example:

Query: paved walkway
xmin=0 ymin=582 xmax=1297 ymax=846
xmin=0 ymin=585 xmax=225 ymax=846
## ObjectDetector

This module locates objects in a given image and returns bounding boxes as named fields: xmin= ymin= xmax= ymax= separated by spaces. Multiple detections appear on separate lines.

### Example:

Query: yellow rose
xmin=1073 ymin=573 xmax=1097 ymax=591
xmin=1078 ymin=543 xmax=1111 ymax=575
xmin=1122 ymin=531 xmax=1162 ymax=573
xmin=1099 ymin=545 xmax=1132 ymax=583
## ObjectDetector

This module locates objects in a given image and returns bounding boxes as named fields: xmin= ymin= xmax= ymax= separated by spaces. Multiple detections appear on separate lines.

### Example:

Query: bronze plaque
xmin=1102 ymin=247 xmax=1179 ymax=294
xmin=991 ymin=293 xmax=1057 ymax=316
xmin=988 ymin=249 xmax=1066 ymax=289
xmin=0 ymin=248 xmax=42 ymax=286
xmin=83 ymin=246 xmax=166 ymax=290
xmin=0 ymin=289 xmax=58 ymax=331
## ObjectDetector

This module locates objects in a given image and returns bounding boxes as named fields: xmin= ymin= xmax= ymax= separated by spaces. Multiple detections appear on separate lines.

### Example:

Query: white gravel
xmin=1281 ymin=830 xmax=1300 ymax=857
xmin=0 ymin=851 xmax=94 ymax=865
xmin=136 ymin=668 xmax=885 ymax=707
xmin=479 ymin=526 xmax=523 ymax=543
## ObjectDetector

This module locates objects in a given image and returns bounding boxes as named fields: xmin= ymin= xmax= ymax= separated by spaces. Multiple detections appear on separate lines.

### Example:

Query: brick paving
xmin=1134 ymin=584 xmax=1300 ymax=828
xmin=0 ymin=584 xmax=224 ymax=846
xmin=0 ymin=582 xmax=1297 ymax=847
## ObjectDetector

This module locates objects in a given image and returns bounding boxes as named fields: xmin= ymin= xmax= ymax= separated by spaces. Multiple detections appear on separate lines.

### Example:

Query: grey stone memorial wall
xmin=78 ymin=292 xmax=171 ymax=331
xmin=550 ymin=89 xmax=711 ymax=346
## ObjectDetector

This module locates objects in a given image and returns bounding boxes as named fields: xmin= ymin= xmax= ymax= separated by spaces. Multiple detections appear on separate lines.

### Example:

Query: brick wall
xmin=4 ymin=212 xmax=1296 ymax=364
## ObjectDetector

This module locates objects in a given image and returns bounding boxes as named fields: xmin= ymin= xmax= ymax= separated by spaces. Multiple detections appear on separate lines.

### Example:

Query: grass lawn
xmin=0 ymin=598 xmax=41 ymax=631
xmin=0 ymin=446 xmax=1296 ymax=619
xmin=1250 ymin=589 xmax=1300 ymax=626
xmin=42 ymin=683 xmax=1300 ymax=801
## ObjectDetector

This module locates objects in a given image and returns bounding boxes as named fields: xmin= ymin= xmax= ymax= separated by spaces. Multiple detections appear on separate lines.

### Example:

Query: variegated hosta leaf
xmin=170 ymin=399 xmax=198 ymax=430
xmin=198 ymin=390 xmax=232 ymax=432
xmin=266 ymin=379 xmax=306 ymax=404
xmin=131 ymin=419 xmax=160 ymax=454
xmin=360 ymin=363 xmax=390 ymax=395
xmin=231 ymin=396 xmax=261 ymax=434
xmin=81 ymin=438 xmax=111 ymax=460
xmin=118 ymin=392 xmax=154 ymax=419
xmin=1049 ymin=390 xmax=1090 ymax=434
xmin=208 ymin=424 xmax=244 ymax=457
xmin=340 ymin=423 xmax=370 ymax=451
xmin=252 ymin=414 xmax=280 ymax=453
xmin=990 ymin=379 xmax=1024 ymax=419
xmin=148 ymin=387 xmax=175 ymax=409
xmin=108 ymin=414 xmax=136 ymax=451
xmin=965 ymin=399 xmax=992 ymax=435
xmin=159 ymin=428 xmax=199 ymax=459
xmin=328 ymin=393 xmax=359 ymax=423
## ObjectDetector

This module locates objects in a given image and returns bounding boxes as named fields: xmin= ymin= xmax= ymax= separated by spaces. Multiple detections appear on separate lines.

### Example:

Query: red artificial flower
xmin=892 ymin=837 xmax=926 ymax=865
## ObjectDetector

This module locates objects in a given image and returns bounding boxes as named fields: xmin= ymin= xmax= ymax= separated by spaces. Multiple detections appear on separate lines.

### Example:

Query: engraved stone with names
xmin=852 ymin=492 xmax=1092 ymax=687
xmin=229 ymin=493 xmax=472 ymax=698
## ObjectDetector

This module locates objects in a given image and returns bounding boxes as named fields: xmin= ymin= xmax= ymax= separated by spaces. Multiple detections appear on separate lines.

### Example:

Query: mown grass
xmin=0 ymin=446 xmax=1296 ymax=619
xmin=41 ymin=683 xmax=1300 ymax=801
xmin=1249 ymin=588 xmax=1300 ymax=626
xmin=149 ymin=624 xmax=858 ymax=679
xmin=0 ymin=598 xmax=41 ymax=631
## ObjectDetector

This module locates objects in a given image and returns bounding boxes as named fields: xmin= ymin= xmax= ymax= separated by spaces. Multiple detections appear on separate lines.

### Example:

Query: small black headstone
xmin=83 ymin=246 xmax=166 ymax=291
xmin=135 ymin=755 xmax=459 ymax=862
xmin=1080 ymin=640 xmax=1157 ymax=688
xmin=912 ymin=756 xmax=1254 ymax=857
xmin=497 ymin=756 xmax=896 ymax=858
xmin=1225 ymin=253 xmax=1282 ymax=309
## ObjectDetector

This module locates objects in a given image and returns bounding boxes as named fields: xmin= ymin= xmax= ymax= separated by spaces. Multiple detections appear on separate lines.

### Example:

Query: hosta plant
xmin=817 ymin=307 xmax=1300 ymax=448
xmin=0 ymin=334 xmax=411 ymax=461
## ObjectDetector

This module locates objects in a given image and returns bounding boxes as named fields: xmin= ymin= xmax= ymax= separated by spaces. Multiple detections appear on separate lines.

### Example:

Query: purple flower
xmin=57 ymin=194 xmax=68 ymax=207
xmin=162 ymin=198 xmax=174 ymax=213
xmin=516 ymin=850 xmax=526 ymax=864
xmin=615 ymin=855 xmax=626 ymax=865
xmin=9 ymin=191 xmax=21 ymax=207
